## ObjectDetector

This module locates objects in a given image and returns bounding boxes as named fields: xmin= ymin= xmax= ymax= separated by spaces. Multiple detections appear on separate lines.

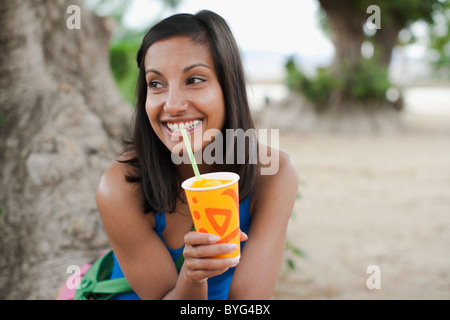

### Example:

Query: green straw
xmin=180 ymin=128 xmax=201 ymax=181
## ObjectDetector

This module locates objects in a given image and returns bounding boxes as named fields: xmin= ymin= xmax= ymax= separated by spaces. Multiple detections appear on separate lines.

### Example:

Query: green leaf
xmin=286 ymin=259 xmax=296 ymax=271
xmin=292 ymin=247 xmax=307 ymax=258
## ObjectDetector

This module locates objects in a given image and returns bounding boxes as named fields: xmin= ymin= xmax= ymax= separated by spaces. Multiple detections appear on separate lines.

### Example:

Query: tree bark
xmin=0 ymin=0 xmax=131 ymax=299
xmin=311 ymin=0 xmax=403 ymax=132
xmin=319 ymin=0 xmax=366 ymax=71
xmin=372 ymin=21 xmax=402 ymax=67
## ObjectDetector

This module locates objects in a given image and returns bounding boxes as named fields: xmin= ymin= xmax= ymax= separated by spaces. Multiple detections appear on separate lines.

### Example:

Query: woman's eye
xmin=147 ymin=81 xmax=163 ymax=90
xmin=187 ymin=77 xmax=205 ymax=85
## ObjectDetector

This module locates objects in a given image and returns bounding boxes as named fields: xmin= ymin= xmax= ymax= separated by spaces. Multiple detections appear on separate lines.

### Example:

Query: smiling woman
xmin=144 ymin=36 xmax=225 ymax=151
xmin=126 ymin=11 xmax=256 ymax=214
xmin=95 ymin=10 xmax=299 ymax=300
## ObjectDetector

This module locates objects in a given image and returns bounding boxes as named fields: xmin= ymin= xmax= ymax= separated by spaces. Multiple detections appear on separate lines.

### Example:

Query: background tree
xmin=0 ymin=0 xmax=182 ymax=301
xmin=0 ymin=0 xmax=131 ymax=299
xmin=87 ymin=0 xmax=183 ymax=103
xmin=285 ymin=0 xmax=449 ymax=132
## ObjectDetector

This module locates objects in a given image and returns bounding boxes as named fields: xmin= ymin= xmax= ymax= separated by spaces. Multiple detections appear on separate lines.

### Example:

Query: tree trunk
xmin=318 ymin=0 xmax=366 ymax=71
xmin=372 ymin=21 xmax=403 ymax=67
xmin=0 ymin=0 xmax=131 ymax=299
xmin=311 ymin=0 xmax=402 ymax=132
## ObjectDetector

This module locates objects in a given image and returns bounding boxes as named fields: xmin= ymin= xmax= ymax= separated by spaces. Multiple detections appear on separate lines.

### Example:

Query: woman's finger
xmin=184 ymin=231 xmax=220 ymax=246
xmin=239 ymin=231 xmax=248 ymax=242
xmin=186 ymin=268 xmax=231 ymax=282
xmin=185 ymin=230 xmax=247 ymax=245
xmin=185 ymin=257 xmax=239 ymax=271
xmin=184 ymin=242 xmax=237 ymax=259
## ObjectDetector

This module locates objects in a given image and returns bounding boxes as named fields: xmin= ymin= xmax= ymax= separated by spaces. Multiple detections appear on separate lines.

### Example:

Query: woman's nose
xmin=164 ymin=87 xmax=188 ymax=115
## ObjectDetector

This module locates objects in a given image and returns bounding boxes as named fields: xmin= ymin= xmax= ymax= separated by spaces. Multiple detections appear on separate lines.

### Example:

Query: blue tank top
xmin=110 ymin=196 xmax=252 ymax=300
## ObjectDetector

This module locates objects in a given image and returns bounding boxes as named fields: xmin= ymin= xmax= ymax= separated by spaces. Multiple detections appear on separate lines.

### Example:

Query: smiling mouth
xmin=165 ymin=119 xmax=202 ymax=133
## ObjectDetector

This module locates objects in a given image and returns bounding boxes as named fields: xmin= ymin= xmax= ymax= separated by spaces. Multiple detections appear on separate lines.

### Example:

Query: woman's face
xmin=144 ymin=36 xmax=225 ymax=154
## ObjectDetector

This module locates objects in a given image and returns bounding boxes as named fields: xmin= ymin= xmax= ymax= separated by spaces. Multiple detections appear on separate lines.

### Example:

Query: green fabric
xmin=74 ymin=250 xmax=132 ymax=300
xmin=174 ymin=251 xmax=185 ymax=273
xmin=74 ymin=246 xmax=187 ymax=300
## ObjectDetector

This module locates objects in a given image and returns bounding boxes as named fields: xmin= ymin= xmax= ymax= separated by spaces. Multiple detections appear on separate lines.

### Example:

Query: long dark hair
xmin=122 ymin=10 xmax=256 ymax=214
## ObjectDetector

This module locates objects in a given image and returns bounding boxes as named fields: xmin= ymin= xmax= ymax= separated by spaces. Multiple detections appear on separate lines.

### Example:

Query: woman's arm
xmin=96 ymin=161 xmax=238 ymax=299
xmin=228 ymin=149 xmax=299 ymax=299
xmin=96 ymin=161 xmax=182 ymax=299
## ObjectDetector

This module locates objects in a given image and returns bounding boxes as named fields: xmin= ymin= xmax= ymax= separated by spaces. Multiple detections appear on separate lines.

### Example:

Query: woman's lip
xmin=160 ymin=118 xmax=203 ymax=124
xmin=163 ymin=119 xmax=203 ymax=138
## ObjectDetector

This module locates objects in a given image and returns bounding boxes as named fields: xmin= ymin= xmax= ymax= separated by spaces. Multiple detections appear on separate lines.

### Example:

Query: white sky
xmin=123 ymin=0 xmax=335 ymax=57
xmin=118 ymin=0 xmax=445 ymax=110
xmin=121 ymin=0 xmax=433 ymax=85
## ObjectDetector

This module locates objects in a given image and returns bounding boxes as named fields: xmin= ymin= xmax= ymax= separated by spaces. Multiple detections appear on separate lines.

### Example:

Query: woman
xmin=96 ymin=10 xmax=299 ymax=300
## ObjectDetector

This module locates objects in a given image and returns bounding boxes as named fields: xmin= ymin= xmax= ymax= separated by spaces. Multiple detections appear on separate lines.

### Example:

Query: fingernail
xmin=230 ymin=257 xmax=240 ymax=266
xmin=209 ymin=235 xmax=221 ymax=243
xmin=229 ymin=243 xmax=238 ymax=251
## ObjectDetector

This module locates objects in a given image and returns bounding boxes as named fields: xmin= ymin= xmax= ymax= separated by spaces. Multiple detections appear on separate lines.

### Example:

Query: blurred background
xmin=0 ymin=0 xmax=449 ymax=299
xmin=87 ymin=0 xmax=450 ymax=116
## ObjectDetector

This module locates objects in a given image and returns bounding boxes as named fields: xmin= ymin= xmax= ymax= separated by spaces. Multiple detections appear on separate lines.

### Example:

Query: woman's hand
xmin=182 ymin=232 xmax=242 ymax=283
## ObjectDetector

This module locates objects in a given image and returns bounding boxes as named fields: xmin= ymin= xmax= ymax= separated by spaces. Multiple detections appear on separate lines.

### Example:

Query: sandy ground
xmin=271 ymin=112 xmax=450 ymax=300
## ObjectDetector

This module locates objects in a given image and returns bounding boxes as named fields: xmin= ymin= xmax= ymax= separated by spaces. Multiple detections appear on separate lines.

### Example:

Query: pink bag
xmin=56 ymin=250 xmax=109 ymax=300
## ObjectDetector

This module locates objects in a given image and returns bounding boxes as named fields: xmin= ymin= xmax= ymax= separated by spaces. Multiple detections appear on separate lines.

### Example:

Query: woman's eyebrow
xmin=145 ymin=68 xmax=162 ymax=75
xmin=145 ymin=63 xmax=210 ymax=75
xmin=183 ymin=63 xmax=210 ymax=73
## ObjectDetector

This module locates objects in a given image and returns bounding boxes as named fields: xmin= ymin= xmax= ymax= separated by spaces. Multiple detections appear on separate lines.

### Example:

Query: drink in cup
xmin=182 ymin=172 xmax=240 ymax=259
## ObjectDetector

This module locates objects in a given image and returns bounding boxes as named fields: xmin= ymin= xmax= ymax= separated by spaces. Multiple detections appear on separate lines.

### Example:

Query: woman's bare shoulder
xmin=251 ymin=146 xmax=299 ymax=215
xmin=96 ymin=157 xmax=146 ymax=223
xmin=97 ymin=159 xmax=137 ymax=197
xmin=255 ymin=145 xmax=298 ymax=186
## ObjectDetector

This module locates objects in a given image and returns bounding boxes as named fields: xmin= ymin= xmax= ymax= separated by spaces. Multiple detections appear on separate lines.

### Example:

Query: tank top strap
xmin=153 ymin=212 xmax=166 ymax=236
xmin=239 ymin=196 xmax=252 ymax=235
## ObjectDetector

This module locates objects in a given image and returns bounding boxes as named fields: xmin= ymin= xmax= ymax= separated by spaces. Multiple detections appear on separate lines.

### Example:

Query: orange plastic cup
xmin=182 ymin=172 xmax=240 ymax=259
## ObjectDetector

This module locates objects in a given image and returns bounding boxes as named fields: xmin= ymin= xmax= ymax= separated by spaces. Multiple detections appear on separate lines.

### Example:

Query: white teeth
xmin=167 ymin=120 xmax=201 ymax=132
